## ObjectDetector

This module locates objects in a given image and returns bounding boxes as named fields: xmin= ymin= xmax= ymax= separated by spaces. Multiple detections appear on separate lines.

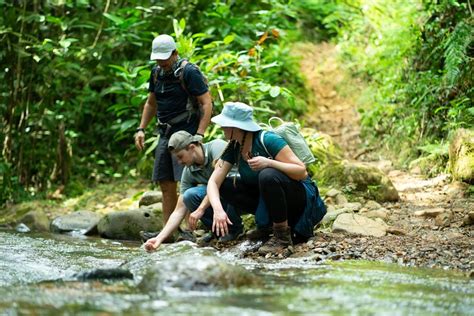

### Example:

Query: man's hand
xmin=212 ymin=210 xmax=232 ymax=237
xmin=188 ymin=208 xmax=205 ymax=231
xmin=135 ymin=130 xmax=145 ymax=151
xmin=143 ymin=237 xmax=161 ymax=252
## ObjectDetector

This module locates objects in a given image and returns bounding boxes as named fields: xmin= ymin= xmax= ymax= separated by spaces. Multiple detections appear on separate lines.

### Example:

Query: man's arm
xmin=144 ymin=195 xmax=187 ymax=252
xmin=195 ymin=91 xmax=212 ymax=136
xmin=135 ymin=92 xmax=157 ymax=151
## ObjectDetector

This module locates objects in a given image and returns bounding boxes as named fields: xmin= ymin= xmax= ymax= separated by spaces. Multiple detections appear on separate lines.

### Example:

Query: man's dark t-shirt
xmin=148 ymin=62 xmax=208 ymax=135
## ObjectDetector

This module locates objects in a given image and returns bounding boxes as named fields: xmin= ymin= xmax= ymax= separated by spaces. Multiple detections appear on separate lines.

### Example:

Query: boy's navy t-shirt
xmin=148 ymin=62 xmax=208 ymax=134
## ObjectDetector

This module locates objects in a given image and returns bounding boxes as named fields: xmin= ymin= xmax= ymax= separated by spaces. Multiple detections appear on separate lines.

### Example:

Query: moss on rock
xmin=449 ymin=128 xmax=474 ymax=183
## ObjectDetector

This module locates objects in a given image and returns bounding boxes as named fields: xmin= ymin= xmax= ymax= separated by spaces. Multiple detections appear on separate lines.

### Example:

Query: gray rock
xmin=326 ymin=189 xmax=342 ymax=198
xmin=365 ymin=200 xmax=382 ymax=210
xmin=414 ymin=208 xmax=445 ymax=218
xmin=97 ymin=209 xmax=163 ymax=240
xmin=335 ymin=194 xmax=348 ymax=205
xmin=340 ymin=202 xmax=363 ymax=212
xmin=360 ymin=208 xmax=390 ymax=221
xmin=322 ymin=208 xmax=351 ymax=225
xmin=435 ymin=212 xmax=453 ymax=227
xmin=139 ymin=252 xmax=259 ymax=293
xmin=19 ymin=210 xmax=50 ymax=232
xmin=332 ymin=213 xmax=388 ymax=237
xmin=50 ymin=210 xmax=101 ymax=234
xmin=139 ymin=191 xmax=162 ymax=207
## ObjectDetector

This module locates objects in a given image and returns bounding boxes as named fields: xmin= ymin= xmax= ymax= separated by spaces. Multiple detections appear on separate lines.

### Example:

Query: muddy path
xmin=291 ymin=42 xmax=473 ymax=273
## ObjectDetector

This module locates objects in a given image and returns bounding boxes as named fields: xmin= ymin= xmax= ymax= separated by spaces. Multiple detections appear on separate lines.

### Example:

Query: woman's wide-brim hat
xmin=211 ymin=102 xmax=261 ymax=132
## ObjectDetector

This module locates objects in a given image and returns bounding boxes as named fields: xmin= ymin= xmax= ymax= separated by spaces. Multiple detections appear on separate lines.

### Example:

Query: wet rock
xmin=139 ymin=191 xmax=162 ymax=207
xmin=18 ymin=210 xmax=50 ymax=232
xmin=332 ymin=213 xmax=388 ymax=237
xmin=50 ymin=210 xmax=101 ymax=234
xmin=449 ymin=128 xmax=474 ymax=183
xmin=73 ymin=268 xmax=133 ymax=281
xmin=139 ymin=253 xmax=259 ymax=293
xmin=97 ymin=209 xmax=163 ymax=240
xmin=15 ymin=223 xmax=30 ymax=233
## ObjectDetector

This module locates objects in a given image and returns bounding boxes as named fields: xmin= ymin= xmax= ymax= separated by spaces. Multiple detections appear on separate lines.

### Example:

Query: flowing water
xmin=1 ymin=230 xmax=473 ymax=315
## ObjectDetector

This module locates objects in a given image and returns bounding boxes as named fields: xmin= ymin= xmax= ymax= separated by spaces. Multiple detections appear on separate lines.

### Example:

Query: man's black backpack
xmin=152 ymin=59 xmax=208 ymax=125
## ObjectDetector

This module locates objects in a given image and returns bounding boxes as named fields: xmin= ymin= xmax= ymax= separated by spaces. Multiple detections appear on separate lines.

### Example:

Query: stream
xmin=1 ymin=230 xmax=473 ymax=315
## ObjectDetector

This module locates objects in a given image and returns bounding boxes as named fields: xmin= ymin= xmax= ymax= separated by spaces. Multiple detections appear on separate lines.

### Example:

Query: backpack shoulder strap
xmin=152 ymin=65 xmax=161 ymax=87
xmin=177 ymin=59 xmax=190 ymax=96
xmin=258 ymin=131 xmax=272 ymax=158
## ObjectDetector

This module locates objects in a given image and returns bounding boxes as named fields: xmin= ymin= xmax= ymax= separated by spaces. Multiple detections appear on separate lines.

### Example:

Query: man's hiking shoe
xmin=140 ymin=231 xmax=159 ymax=243
xmin=197 ymin=232 xmax=217 ymax=246
xmin=246 ymin=227 xmax=272 ymax=241
xmin=257 ymin=226 xmax=292 ymax=255
xmin=139 ymin=231 xmax=174 ymax=244
xmin=218 ymin=229 xmax=243 ymax=243
xmin=175 ymin=229 xmax=196 ymax=242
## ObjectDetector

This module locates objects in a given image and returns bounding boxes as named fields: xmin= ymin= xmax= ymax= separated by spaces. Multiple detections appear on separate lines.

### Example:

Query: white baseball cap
xmin=150 ymin=34 xmax=176 ymax=60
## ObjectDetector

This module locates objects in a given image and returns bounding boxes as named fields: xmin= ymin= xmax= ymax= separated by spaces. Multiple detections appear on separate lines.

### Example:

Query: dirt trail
xmin=291 ymin=42 xmax=473 ymax=272
xmin=294 ymin=42 xmax=362 ymax=158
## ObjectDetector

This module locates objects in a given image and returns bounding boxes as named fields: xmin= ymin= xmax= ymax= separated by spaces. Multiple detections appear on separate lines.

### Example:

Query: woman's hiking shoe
xmin=257 ymin=226 xmax=292 ymax=255
xmin=246 ymin=227 xmax=272 ymax=241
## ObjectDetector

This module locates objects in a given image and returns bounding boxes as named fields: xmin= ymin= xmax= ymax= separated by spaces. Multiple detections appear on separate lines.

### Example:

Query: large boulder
xmin=18 ymin=210 xmax=50 ymax=232
xmin=139 ymin=251 xmax=259 ymax=293
xmin=332 ymin=213 xmax=388 ymax=237
xmin=97 ymin=209 xmax=163 ymax=240
xmin=449 ymin=128 xmax=474 ymax=183
xmin=321 ymin=161 xmax=399 ymax=202
xmin=50 ymin=210 xmax=101 ymax=234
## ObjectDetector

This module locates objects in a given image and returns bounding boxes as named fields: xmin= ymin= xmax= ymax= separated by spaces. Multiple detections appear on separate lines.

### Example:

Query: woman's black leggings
xmin=220 ymin=168 xmax=306 ymax=227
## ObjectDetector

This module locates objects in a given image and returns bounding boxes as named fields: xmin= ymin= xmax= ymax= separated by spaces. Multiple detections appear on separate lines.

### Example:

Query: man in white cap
xmin=134 ymin=34 xmax=212 ymax=229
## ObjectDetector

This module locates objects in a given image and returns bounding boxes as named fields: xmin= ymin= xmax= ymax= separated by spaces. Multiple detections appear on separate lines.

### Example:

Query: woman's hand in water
xmin=247 ymin=156 xmax=272 ymax=171
xmin=144 ymin=237 xmax=161 ymax=252
xmin=212 ymin=210 xmax=232 ymax=237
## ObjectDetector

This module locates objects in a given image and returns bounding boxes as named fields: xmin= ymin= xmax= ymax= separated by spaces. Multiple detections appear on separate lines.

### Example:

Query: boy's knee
xmin=182 ymin=189 xmax=194 ymax=205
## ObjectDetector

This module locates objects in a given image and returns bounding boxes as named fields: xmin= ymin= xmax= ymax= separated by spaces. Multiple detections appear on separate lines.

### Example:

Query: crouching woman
xmin=207 ymin=102 xmax=326 ymax=255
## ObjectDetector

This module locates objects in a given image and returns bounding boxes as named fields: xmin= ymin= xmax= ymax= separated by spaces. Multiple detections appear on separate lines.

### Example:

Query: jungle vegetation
xmin=1 ymin=0 xmax=472 ymax=206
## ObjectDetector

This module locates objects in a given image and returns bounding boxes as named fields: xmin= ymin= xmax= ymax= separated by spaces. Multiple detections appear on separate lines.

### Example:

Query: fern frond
xmin=443 ymin=19 xmax=473 ymax=87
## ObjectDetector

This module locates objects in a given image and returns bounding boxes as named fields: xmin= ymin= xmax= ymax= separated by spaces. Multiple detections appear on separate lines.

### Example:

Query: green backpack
xmin=259 ymin=117 xmax=316 ymax=166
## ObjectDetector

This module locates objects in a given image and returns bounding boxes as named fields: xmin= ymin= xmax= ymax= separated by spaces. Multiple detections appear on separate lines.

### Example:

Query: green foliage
xmin=0 ymin=0 xmax=311 ymax=206
xmin=296 ymin=0 xmax=473 ymax=170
